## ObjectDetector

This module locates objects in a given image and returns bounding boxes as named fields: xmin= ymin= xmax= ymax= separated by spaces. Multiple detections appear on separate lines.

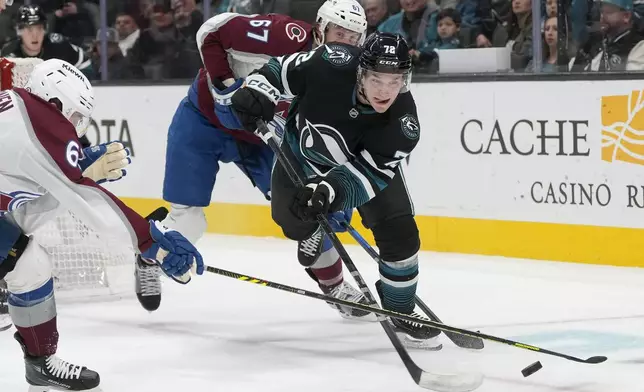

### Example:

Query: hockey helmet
xmin=315 ymin=0 xmax=367 ymax=45
xmin=25 ymin=59 xmax=95 ymax=138
xmin=16 ymin=5 xmax=47 ymax=29
xmin=358 ymin=32 xmax=412 ymax=92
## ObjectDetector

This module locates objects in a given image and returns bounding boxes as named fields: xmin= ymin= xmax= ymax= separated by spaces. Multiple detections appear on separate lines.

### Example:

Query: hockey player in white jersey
xmin=0 ymin=58 xmax=204 ymax=391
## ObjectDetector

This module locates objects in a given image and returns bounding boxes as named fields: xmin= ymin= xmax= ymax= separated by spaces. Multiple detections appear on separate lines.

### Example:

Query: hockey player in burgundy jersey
xmin=134 ymin=0 xmax=369 ymax=316
xmin=230 ymin=32 xmax=441 ymax=349
xmin=0 ymin=59 xmax=204 ymax=391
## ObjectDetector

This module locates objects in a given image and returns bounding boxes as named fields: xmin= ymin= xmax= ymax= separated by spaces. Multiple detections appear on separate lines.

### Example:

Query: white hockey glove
xmin=80 ymin=142 xmax=131 ymax=184
xmin=141 ymin=221 xmax=204 ymax=284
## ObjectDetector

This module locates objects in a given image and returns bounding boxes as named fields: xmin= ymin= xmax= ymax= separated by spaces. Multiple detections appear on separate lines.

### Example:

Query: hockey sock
xmin=379 ymin=254 xmax=419 ymax=314
xmin=310 ymin=235 xmax=343 ymax=288
xmin=8 ymin=277 xmax=58 ymax=356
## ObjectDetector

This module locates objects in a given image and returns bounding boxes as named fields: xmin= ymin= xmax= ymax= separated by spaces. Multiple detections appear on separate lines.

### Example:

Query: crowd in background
xmin=0 ymin=0 xmax=643 ymax=80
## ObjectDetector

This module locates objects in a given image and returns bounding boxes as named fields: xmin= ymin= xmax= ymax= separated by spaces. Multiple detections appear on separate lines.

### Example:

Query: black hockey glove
xmin=230 ymin=74 xmax=279 ymax=133
xmin=0 ymin=216 xmax=30 ymax=280
xmin=292 ymin=181 xmax=335 ymax=221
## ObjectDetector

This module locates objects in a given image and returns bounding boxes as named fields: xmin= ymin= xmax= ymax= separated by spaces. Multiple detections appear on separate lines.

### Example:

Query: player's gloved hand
xmin=141 ymin=220 xmax=204 ymax=284
xmin=230 ymin=74 xmax=279 ymax=132
xmin=292 ymin=181 xmax=335 ymax=221
xmin=79 ymin=142 xmax=131 ymax=184
xmin=213 ymin=77 xmax=246 ymax=130
xmin=328 ymin=209 xmax=353 ymax=232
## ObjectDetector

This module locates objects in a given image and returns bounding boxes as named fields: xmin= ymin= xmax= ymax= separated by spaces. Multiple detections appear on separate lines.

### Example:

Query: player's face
xmin=325 ymin=23 xmax=362 ymax=46
xmin=362 ymin=70 xmax=404 ymax=113
xmin=20 ymin=24 xmax=46 ymax=53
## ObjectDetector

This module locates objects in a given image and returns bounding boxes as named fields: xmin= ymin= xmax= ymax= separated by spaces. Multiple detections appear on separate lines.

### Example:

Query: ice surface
xmin=1 ymin=234 xmax=643 ymax=392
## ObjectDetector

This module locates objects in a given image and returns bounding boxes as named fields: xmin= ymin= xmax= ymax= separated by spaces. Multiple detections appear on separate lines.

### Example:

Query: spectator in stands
xmin=476 ymin=0 xmax=505 ymax=47
xmin=364 ymin=0 xmax=390 ymax=36
xmin=491 ymin=0 xmax=533 ymax=70
xmin=51 ymin=1 xmax=96 ymax=46
xmin=1 ymin=5 xmax=91 ymax=74
xmin=114 ymin=10 xmax=157 ymax=69
xmin=443 ymin=0 xmax=479 ymax=29
xmin=378 ymin=0 xmax=440 ymax=64
xmin=172 ymin=0 xmax=203 ymax=38
xmin=90 ymin=27 xmax=145 ymax=80
xmin=0 ymin=0 xmax=13 ymax=44
xmin=525 ymin=15 xmax=568 ymax=71
xmin=436 ymin=7 xmax=462 ymax=48
xmin=546 ymin=0 xmax=556 ymax=17
xmin=144 ymin=0 xmax=202 ymax=79
xmin=453 ymin=0 xmax=481 ymax=46
xmin=115 ymin=11 xmax=141 ymax=57
xmin=570 ymin=0 xmax=644 ymax=71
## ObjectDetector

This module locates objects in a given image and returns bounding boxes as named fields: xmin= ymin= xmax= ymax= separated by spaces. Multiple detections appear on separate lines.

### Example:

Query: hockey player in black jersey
xmin=1 ymin=5 xmax=90 ymax=73
xmin=230 ymin=32 xmax=441 ymax=349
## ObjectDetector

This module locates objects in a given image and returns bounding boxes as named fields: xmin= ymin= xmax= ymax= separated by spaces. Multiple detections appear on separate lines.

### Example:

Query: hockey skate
xmin=306 ymin=269 xmax=376 ymax=322
xmin=297 ymin=226 xmax=324 ymax=267
xmin=15 ymin=332 xmax=101 ymax=391
xmin=134 ymin=255 xmax=162 ymax=312
xmin=0 ymin=279 xmax=11 ymax=331
xmin=376 ymin=280 xmax=442 ymax=351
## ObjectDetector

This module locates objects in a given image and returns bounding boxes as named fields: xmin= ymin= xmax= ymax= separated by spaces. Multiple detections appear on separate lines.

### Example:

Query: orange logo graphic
xmin=601 ymin=90 xmax=644 ymax=165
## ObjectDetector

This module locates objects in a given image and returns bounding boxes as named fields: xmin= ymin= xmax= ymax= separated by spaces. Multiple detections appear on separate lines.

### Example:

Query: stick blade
xmin=417 ymin=371 xmax=484 ymax=392
xmin=444 ymin=331 xmax=485 ymax=350
xmin=586 ymin=356 xmax=608 ymax=364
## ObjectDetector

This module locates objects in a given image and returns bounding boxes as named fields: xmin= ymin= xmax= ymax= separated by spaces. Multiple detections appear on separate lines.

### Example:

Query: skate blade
xmin=340 ymin=312 xmax=379 ymax=323
xmin=28 ymin=386 xmax=103 ymax=392
xmin=397 ymin=332 xmax=443 ymax=351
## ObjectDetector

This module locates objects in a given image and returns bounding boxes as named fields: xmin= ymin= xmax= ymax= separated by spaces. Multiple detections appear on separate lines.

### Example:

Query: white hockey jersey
xmin=0 ymin=88 xmax=153 ymax=253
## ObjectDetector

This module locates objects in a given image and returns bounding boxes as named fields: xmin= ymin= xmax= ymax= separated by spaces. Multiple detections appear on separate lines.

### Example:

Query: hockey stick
xmin=205 ymin=264 xmax=607 ymax=365
xmin=253 ymin=120 xmax=607 ymax=366
xmin=341 ymin=222 xmax=484 ymax=350
xmin=255 ymin=119 xmax=484 ymax=392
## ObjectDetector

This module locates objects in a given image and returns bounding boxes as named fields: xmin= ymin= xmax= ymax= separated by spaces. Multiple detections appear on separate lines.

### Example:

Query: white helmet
xmin=316 ymin=0 xmax=367 ymax=45
xmin=25 ymin=59 xmax=94 ymax=138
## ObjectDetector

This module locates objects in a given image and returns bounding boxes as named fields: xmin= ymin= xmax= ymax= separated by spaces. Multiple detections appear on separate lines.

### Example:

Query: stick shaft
xmin=343 ymin=222 xmax=484 ymax=350
xmin=206 ymin=264 xmax=602 ymax=363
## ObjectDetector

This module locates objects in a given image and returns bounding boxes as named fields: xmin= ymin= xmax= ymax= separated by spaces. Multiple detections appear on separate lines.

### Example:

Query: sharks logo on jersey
xmin=322 ymin=44 xmax=353 ymax=66
xmin=399 ymin=114 xmax=419 ymax=140
xmin=0 ymin=191 xmax=41 ymax=216
xmin=299 ymin=119 xmax=354 ymax=175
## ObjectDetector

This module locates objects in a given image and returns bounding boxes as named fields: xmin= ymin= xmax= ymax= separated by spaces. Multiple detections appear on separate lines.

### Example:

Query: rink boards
xmin=92 ymin=80 xmax=644 ymax=267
